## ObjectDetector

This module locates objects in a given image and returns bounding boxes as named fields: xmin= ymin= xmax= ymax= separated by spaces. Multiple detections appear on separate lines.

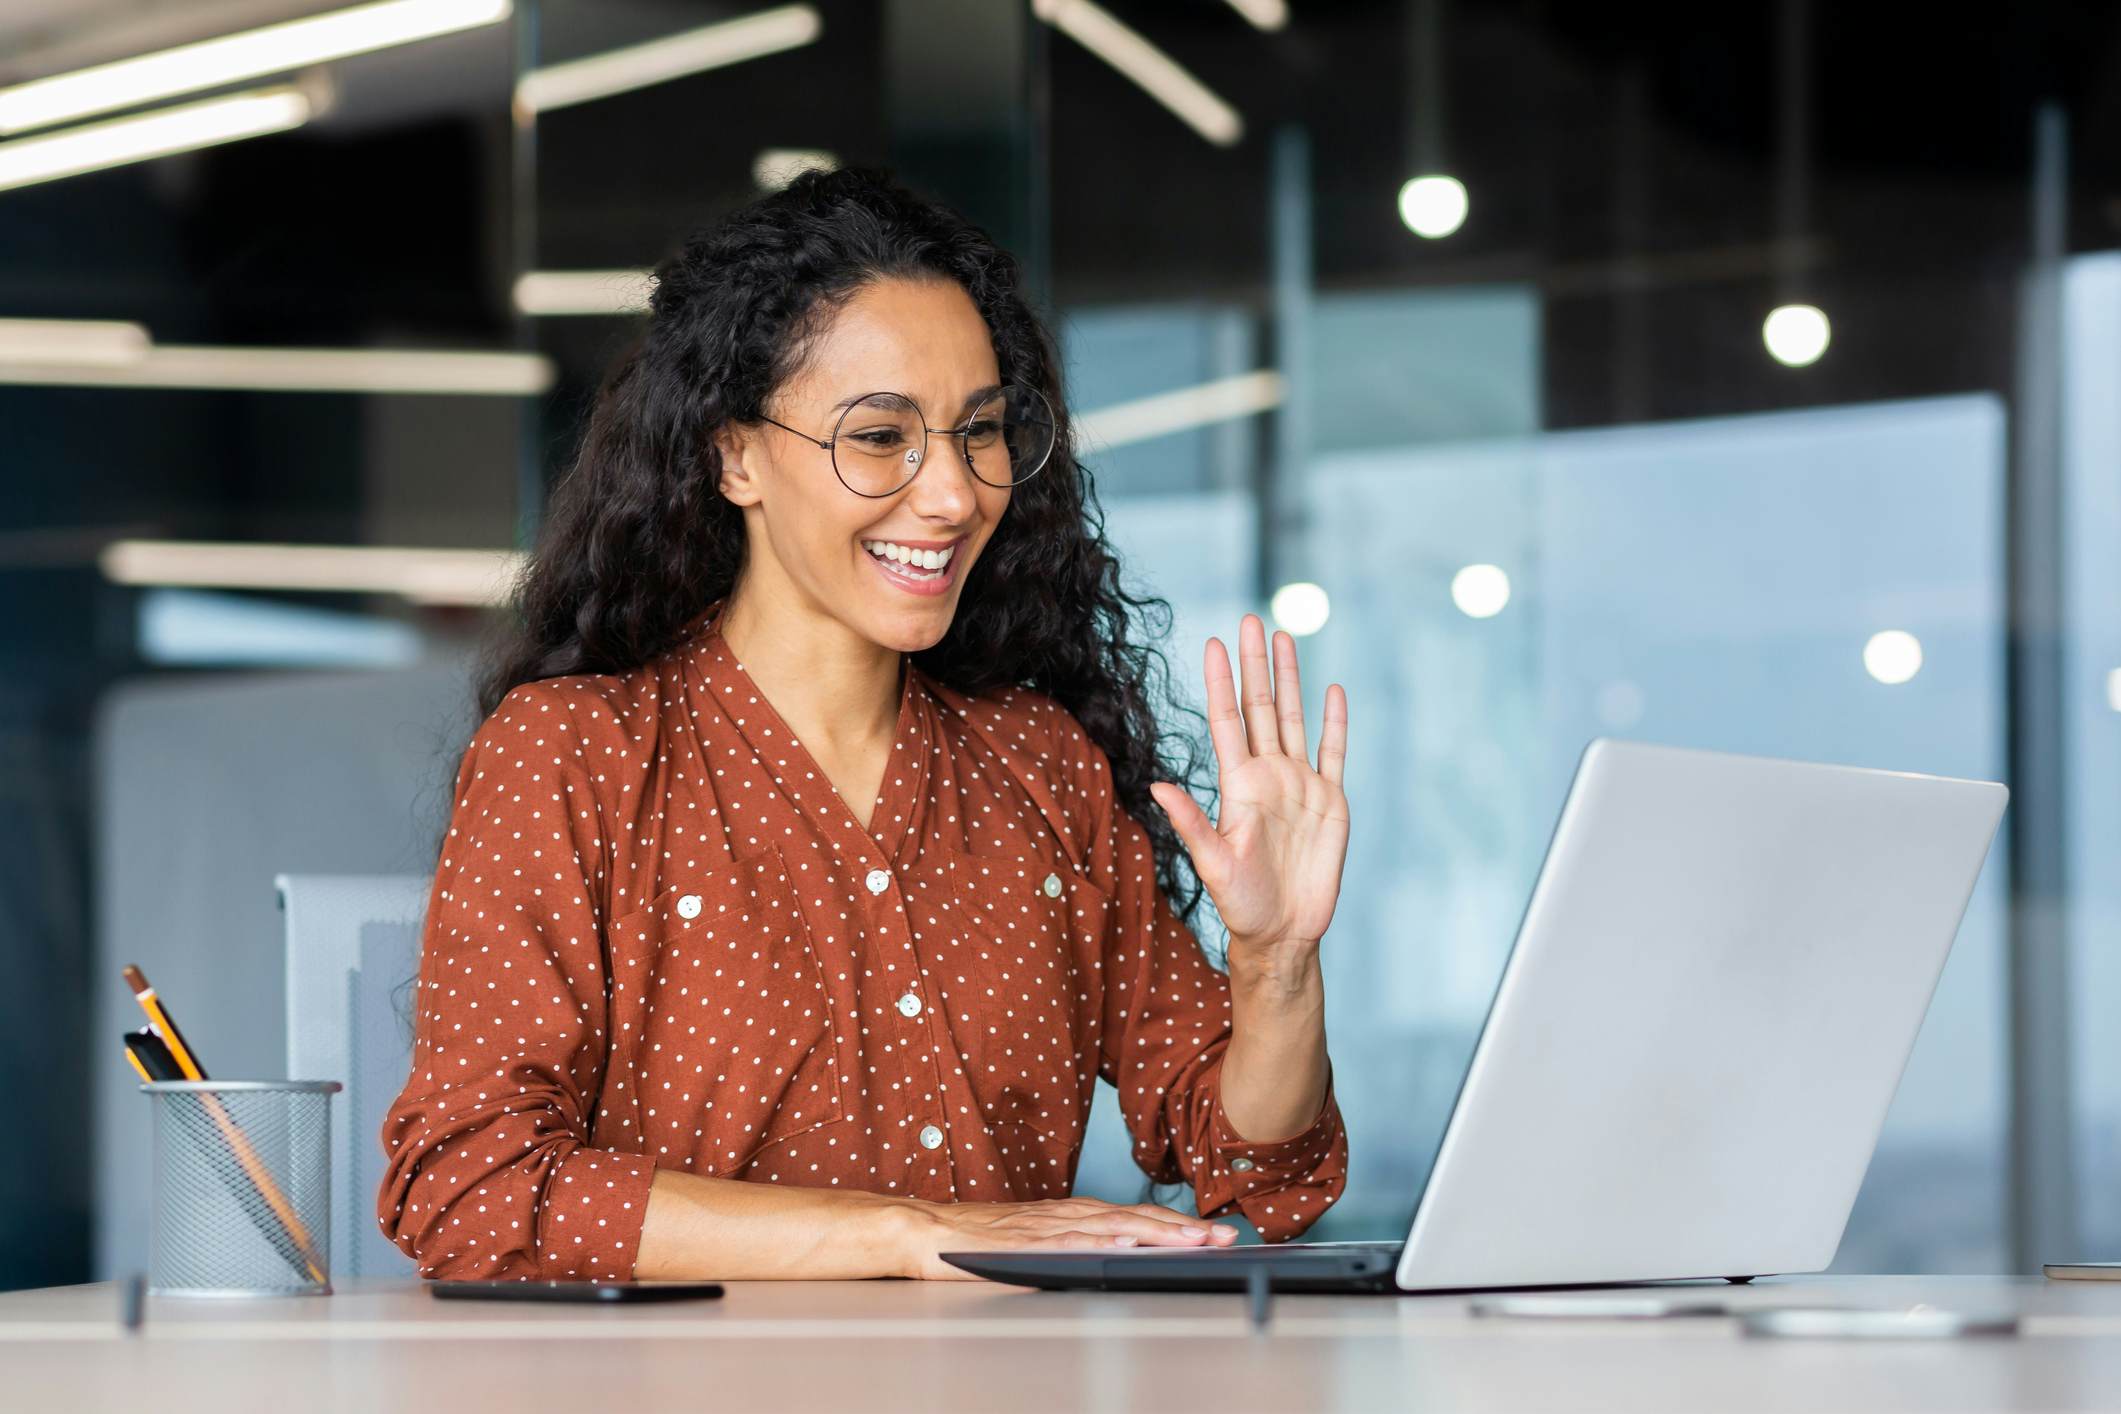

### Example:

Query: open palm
xmin=1148 ymin=614 xmax=1350 ymax=959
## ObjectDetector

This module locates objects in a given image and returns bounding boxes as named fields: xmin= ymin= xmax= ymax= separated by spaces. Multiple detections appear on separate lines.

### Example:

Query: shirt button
xmin=865 ymin=868 xmax=892 ymax=895
xmin=896 ymin=992 xmax=923 ymax=1018
xmin=676 ymin=894 xmax=702 ymax=919
xmin=1229 ymin=1156 xmax=1256 ymax=1172
xmin=918 ymin=1124 xmax=944 ymax=1150
xmin=1042 ymin=872 xmax=1063 ymax=898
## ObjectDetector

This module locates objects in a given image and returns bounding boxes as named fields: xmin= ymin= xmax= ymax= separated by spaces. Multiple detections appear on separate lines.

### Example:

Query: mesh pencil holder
xmin=142 ymin=1080 xmax=341 ymax=1297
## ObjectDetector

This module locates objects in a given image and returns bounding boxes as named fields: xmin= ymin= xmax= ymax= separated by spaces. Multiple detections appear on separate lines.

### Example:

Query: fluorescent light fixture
xmin=0 ymin=0 xmax=509 ymax=136
xmin=102 ymin=540 xmax=528 ymax=607
xmin=1223 ymin=0 xmax=1290 ymax=31
xmin=0 ymin=86 xmax=310 ymax=194
xmin=1075 ymin=370 xmax=1283 ymax=450
xmin=1032 ymin=0 xmax=1243 ymax=146
xmin=1269 ymin=581 xmax=1330 ymax=636
xmin=0 ymin=343 xmax=553 ymax=395
xmin=1397 ymin=174 xmax=1469 ymax=239
xmin=1450 ymin=564 xmax=1510 ymax=619
xmin=0 ymin=317 xmax=150 ymax=365
xmin=517 ymin=5 xmax=823 ymax=114
xmin=1863 ymin=629 xmax=1923 ymax=685
xmin=1764 ymin=303 xmax=1831 ymax=367
xmin=2108 ymin=667 xmax=2121 ymax=713
xmin=753 ymin=146 xmax=837 ymax=191
xmin=513 ymin=269 xmax=656 ymax=317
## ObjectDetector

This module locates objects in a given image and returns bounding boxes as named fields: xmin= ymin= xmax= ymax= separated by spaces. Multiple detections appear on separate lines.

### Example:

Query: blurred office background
xmin=2 ymin=0 xmax=2116 ymax=1290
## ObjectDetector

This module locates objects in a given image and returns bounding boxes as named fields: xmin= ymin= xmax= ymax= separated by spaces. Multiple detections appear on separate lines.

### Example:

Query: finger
xmin=1201 ymin=636 xmax=1249 ymax=777
xmin=1149 ymin=782 xmax=1234 ymax=885
xmin=1132 ymin=1206 xmax=1239 ymax=1246
xmin=1126 ymin=1204 xmax=1239 ymax=1245
xmin=1125 ymin=1202 xmax=1207 ymax=1224
xmin=1272 ymin=629 xmax=1308 ymax=759
xmin=1317 ymin=682 xmax=1349 ymax=785
xmin=1237 ymin=614 xmax=1282 ymax=756
xmin=1070 ymin=1210 xmax=1212 ymax=1245
xmin=1036 ymin=1230 xmax=1138 ymax=1251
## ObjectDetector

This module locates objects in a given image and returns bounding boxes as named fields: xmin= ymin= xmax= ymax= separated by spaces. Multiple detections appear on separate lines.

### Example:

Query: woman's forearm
xmin=1218 ymin=944 xmax=1331 ymax=1142
xmin=632 ymin=1169 xmax=1232 ymax=1280
xmin=634 ymin=1168 xmax=920 ymax=1279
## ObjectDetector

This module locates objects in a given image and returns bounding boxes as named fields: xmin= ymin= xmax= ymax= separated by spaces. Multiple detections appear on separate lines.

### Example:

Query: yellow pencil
xmin=120 ymin=965 xmax=328 ymax=1286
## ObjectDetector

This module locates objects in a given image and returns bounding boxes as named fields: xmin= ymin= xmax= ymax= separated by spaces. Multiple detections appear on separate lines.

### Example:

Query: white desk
xmin=6 ymin=1275 xmax=2121 ymax=1411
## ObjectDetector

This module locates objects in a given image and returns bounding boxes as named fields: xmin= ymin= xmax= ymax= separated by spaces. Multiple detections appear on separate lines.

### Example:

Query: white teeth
xmin=862 ymin=539 xmax=956 ymax=575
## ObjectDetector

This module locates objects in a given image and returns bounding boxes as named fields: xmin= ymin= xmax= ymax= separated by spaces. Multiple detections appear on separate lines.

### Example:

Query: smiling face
xmin=714 ymin=276 xmax=1013 ymax=654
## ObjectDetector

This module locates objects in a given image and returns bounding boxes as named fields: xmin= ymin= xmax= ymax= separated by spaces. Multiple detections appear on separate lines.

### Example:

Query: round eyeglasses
xmin=756 ymin=383 xmax=1056 ymax=498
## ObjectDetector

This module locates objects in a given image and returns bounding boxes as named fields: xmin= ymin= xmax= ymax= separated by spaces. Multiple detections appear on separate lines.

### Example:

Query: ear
xmin=713 ymin=422 xmax=765 ymax=508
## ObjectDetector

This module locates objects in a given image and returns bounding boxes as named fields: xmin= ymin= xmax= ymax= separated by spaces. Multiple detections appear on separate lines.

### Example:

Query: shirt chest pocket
xmin=614 ymin=845 xmax=849 ymax=1177
xmin=917 ymin=847 xmax=1112 ymax=1153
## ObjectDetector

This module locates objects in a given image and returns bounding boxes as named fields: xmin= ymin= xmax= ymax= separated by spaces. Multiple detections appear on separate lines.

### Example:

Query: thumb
xmin=1148 ymin=781 xmax=1231 ymax=878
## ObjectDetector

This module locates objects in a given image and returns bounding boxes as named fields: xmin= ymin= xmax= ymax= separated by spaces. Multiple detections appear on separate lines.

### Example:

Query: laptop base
xmin=940 ymin=1242 xmax=1405 ymax=1293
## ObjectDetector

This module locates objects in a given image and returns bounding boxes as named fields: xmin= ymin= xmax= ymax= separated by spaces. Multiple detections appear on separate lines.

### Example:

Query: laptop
xmin=942 ymin=738 xmax=2008 ymax=1294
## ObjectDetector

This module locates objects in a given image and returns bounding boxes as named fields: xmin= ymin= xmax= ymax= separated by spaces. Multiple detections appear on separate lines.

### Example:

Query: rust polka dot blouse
xmin=377 ymin=598 xmax=1348 ymax=1279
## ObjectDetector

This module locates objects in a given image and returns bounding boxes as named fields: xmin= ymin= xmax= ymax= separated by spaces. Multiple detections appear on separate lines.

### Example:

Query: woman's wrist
xmin=1227 ymin=943 xmax=1325 ymax=1030
xmin=871 ymin=1195 xmax=935 ymax=1279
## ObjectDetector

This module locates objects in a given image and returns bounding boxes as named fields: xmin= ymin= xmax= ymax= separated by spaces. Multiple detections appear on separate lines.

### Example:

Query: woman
xmin=377 ymin=165 xmax=1353 ymax=1281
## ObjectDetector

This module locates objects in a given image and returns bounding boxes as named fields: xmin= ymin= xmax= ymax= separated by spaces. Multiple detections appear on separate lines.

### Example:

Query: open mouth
xmin=861 ymin=536 xmax=962 ymax=596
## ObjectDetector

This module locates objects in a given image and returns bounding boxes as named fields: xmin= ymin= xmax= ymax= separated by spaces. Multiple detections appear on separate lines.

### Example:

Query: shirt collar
xmin=680 ymin=598 xmax=934 ymax=868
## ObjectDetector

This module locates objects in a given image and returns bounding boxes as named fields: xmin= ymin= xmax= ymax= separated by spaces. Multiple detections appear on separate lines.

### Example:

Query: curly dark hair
xmin=476 ymin=164 xmax=1216 ymax=927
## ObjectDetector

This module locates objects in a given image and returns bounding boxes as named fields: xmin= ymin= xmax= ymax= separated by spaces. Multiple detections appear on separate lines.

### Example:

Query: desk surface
xmin=6 ymin=1275 xmax=2121 ymax=1412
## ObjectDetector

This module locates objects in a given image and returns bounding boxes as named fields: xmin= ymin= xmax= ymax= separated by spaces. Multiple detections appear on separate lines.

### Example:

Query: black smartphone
xmin=431 ymin=1279 xmax=725 ymax=1303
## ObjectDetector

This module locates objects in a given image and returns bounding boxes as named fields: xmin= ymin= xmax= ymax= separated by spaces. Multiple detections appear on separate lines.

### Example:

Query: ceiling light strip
xmin=1032 ymin=0 xmax=1243 ymax=146
xmin=0 ymin=86 xmax=311 ymax=193
xmin=1075 ymin=370 xmax=1284 ymax=449
xmin=0 ymin=344 xmax=554 ymax=395
xmin=512 ymin=269 xmax=656 ymax=316
xmin=0 ymin=317 xmax=151 ymax=365
xmin=100 ymin=540 xmax=527 ymax=607
xmin=0 ymin=0 xmax=510 ymax=136
xmin=1223 ymin=0 xmax=1290 ymax=32
xmin=517 ymin=5 xmax=823 ymax=114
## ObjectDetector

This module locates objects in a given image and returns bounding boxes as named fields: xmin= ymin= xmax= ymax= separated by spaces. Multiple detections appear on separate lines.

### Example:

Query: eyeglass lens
xmin=830 ymin=385 xmax=1055 ymax=496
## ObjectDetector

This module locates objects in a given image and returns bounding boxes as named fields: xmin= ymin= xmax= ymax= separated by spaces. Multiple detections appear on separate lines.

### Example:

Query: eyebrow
xmin=828 ymin=383 xmax=1005 ymax=419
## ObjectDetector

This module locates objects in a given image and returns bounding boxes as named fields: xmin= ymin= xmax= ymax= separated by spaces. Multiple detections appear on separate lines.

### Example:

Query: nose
xmin=903 ymin=428 xmax=983 ymax=520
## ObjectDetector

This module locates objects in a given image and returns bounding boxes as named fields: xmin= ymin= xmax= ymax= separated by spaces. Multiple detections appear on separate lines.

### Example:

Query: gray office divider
xmin=279 ymin=874 xmax=431 ymax=1279
xmin=92 ymin=661 xmax=474 ymax=1280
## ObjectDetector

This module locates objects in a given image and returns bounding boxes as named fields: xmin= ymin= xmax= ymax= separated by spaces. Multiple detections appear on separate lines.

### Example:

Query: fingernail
xmin=1113 ymin=1234 xmax=1138 ymax=1246
xmin=1181 ymin=1225 xmax=1206 ymax=1237
xmin=1212 ymin=1224 xmax=1237 ymax=1238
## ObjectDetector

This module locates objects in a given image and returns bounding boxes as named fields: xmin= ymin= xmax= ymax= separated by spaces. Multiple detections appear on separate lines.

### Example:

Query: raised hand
xmin=1148 ymin=613 xmax=1350 ymax=985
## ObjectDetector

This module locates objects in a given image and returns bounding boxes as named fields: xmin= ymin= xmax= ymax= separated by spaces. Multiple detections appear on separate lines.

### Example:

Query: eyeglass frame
xmin=752 ymin=382 xmax=1056 ymax=498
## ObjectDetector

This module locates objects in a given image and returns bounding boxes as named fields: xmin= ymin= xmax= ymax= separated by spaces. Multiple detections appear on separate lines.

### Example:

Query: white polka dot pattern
xmin=375 ymin=597 xmax=1348 ymax=1280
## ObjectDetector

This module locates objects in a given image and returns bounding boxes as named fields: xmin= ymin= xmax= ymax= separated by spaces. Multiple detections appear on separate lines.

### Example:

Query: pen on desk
xmin=1247 ymin=1265 xmax=1272 ymax=1331
xmin=119 ymin=966 xmax=329 ymax=1286
xmin=121 ymin=1272 xmax=146 ymax=1333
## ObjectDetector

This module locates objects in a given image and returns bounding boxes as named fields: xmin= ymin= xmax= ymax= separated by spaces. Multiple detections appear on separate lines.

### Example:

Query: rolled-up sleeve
xmin=1070 ymin=723 xmax=1348 ymax=1241
xmin=376 ymin=682 xmax=657 ymax=1279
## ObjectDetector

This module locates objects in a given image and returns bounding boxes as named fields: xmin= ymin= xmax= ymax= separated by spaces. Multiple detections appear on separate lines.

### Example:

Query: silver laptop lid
xmin=1395 ymin=738 xmax=2007 ymax=1291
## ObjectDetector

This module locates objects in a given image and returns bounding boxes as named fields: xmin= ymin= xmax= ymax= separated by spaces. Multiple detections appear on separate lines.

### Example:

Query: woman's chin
xmin=870 ymin=613 xmax=954 ymax=655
